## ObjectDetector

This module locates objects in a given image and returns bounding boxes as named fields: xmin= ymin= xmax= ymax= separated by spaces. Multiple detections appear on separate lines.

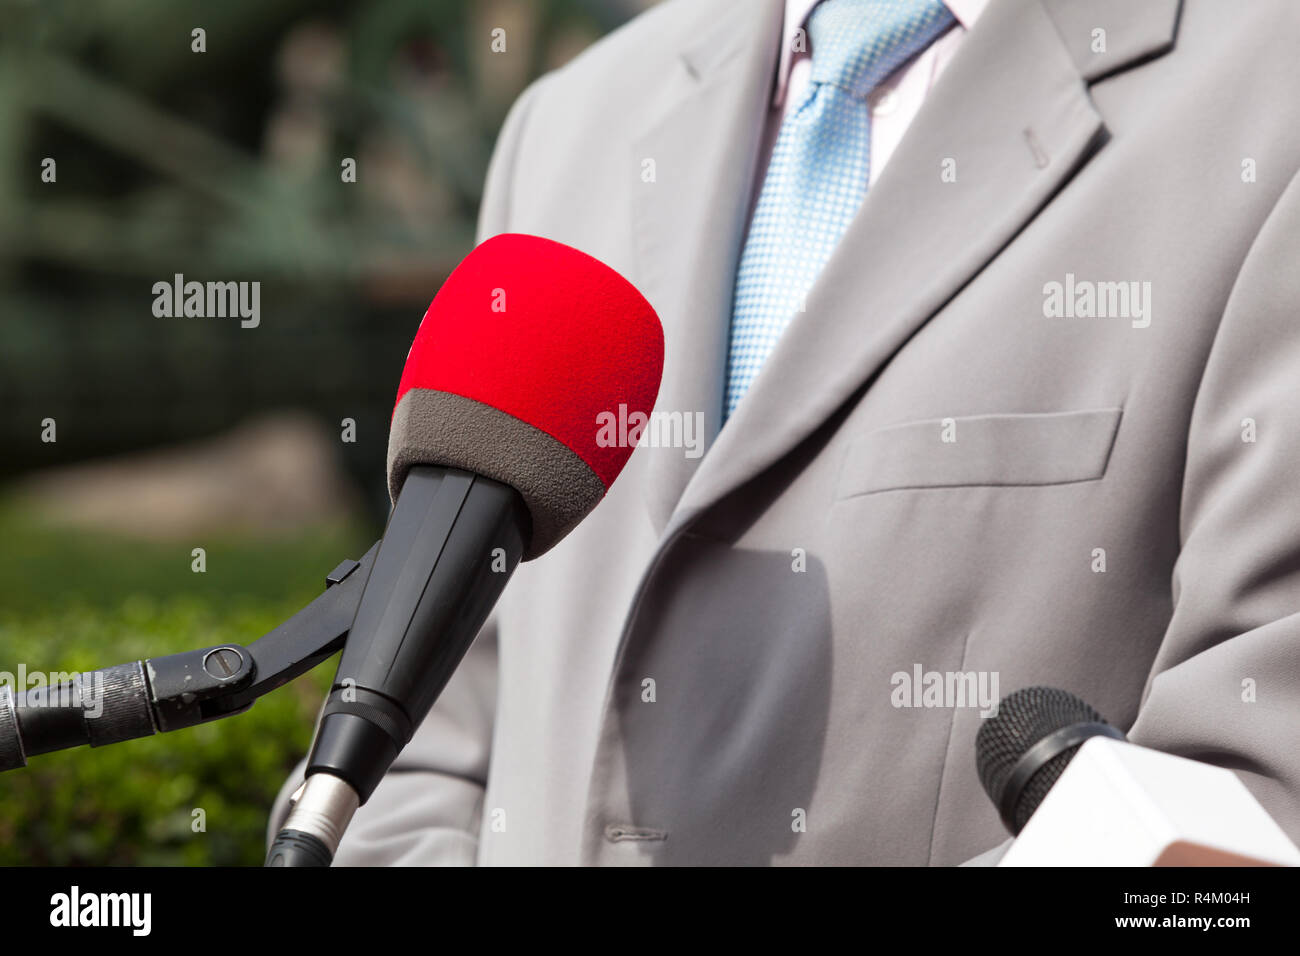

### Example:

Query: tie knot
xmin=808 ymin=0 xmax=956 ymax=98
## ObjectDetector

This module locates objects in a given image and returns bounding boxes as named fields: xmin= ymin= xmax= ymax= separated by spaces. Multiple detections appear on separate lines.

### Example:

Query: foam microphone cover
xmin=388 ymin=234 xmax=664 ymax=559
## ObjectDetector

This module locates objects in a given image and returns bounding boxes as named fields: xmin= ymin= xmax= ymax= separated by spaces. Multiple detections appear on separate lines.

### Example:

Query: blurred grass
xmin=0 ymin=500 xmax=373 ymax=865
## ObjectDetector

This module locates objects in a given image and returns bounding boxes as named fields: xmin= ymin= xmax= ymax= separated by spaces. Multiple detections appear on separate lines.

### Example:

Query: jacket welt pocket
xmin=835 ymin=408 xmax=1123 ymax=499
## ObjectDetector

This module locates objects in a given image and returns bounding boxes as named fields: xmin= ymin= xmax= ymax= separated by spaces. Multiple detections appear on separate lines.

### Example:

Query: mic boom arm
xmin=0 ymin=542 xmax=380 ymax=772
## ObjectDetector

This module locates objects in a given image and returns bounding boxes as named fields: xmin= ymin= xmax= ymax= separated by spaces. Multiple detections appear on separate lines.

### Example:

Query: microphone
xmin=976 ymin=686 xmax=1124 ymax=835
xmin=267 ymin=234 xmax=663 ymax=866
xmin=977 ymin=687 xmax=1300 ymax=866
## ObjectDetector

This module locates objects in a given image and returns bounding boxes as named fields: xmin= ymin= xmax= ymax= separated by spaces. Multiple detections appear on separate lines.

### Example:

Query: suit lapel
xmin=629 ymin=0 xmax=786 ymax=532
xmin=1040 ymin=0 xmax=1180 ymax=82
xmin=663 ymin=0 xmax=1181 ymax=534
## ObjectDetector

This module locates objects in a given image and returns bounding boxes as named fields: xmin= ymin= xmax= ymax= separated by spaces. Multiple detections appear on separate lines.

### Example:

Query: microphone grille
xmin=975 ymin=686 xmax=1110 ymax=833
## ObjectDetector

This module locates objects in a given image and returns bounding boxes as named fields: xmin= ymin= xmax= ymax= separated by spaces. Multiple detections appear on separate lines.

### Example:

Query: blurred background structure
xmin=0 ymin=0 xmax=653 ymax=865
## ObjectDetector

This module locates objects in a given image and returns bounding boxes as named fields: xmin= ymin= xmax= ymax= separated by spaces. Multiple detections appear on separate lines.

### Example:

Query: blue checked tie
xmin=724 ymin=0 xmax=956 ymax=419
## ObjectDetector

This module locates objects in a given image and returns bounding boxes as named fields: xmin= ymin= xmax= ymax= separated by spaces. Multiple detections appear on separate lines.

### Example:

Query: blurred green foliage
xmin=0 ymin=0 xmax=649 ymax=867
xmin=0 ymin=502 xmax=371 ymax=865
xmin=0 ymin=0 xmax=639 ymax=498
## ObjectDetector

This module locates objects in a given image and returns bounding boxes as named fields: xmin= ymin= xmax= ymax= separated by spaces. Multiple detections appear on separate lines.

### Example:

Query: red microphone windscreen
xmin=387 ymin=234 xmax=664 ymax=558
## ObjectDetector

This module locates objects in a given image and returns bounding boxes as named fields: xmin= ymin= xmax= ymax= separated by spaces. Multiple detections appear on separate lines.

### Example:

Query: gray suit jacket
xmin=273 ymin=0 xmax=1300 ymax=865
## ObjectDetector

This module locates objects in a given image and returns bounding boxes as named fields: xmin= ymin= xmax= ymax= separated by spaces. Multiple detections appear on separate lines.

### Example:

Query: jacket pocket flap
xmin=836 ymin=408 xmax=1122 ymax=499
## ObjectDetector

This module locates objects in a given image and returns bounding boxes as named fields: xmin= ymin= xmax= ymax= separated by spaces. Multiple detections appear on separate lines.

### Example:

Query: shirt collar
xmin=774 ymin=0 xmax=988 ymax=107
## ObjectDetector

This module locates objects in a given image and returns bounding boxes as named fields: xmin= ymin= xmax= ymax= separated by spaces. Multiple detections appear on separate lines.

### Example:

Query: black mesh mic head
xmin=976 ymin=686 xmax=1120 ymax=834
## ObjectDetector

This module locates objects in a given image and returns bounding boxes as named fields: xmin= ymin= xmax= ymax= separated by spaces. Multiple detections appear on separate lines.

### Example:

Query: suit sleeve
xmin=1123 ymin=163 xmax=1300 ymax=841
xmin=266 ymin=76 xmax=548 ymax=865
xmin=956 ymin=166 xmax=1300 ymax=867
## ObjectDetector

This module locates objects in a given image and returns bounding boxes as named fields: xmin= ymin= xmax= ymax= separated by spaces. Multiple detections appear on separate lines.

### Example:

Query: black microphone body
xmin=268 ymin=465 xmax=528 ymax=865
xmin=310 ymin=464 xmax=526 ymax=798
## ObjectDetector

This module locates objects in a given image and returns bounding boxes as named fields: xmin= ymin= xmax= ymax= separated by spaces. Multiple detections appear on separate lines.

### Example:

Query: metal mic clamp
xmin=0 ymin=543 xmax=380 ymax=771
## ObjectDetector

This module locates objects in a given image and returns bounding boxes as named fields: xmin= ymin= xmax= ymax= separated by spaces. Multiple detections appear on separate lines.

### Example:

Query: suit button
xmin=604 ymin=823 xmax=668 ymax=843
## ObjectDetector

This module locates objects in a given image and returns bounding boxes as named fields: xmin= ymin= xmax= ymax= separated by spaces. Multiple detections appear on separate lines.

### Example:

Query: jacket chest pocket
xmin=835 ymin=407 xmax=1123 ymax=499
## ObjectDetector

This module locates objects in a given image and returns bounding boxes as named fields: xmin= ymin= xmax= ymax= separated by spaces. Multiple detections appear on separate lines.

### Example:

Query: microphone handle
xmin=269 ymin=466 xmax=527 ymax=866
xmin=306 ymin=465 xmax=527 ymax=803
